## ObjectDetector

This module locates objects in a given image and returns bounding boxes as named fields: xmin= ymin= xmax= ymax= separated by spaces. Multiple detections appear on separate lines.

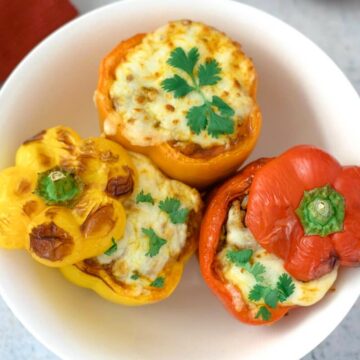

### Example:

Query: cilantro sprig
xmin=104 ymin=238 xmax=117 ymax=256
xmin=142 ymin=228 xmax=167 ymax=257
xmin=226 ymin=248 xmax=295 ymax=321
xmin=248 ymin=273 xmax=295 ymax=320
xmin=131 ymin=272 xmax=140 ymax=280
xmin=226 ymin=249 xmax=266 ymax=282
xmin=150 ymin=277 xmax=165 ymax=288
xmin=161 ymin=47 xmax=235 ymax=137
xmin=136 ymin=190 xmax=154 ymax=205
xmin=159 ymin=197 xmax=189 ymax=224
xmin=255 ymin=306 xmax=271 ymax=321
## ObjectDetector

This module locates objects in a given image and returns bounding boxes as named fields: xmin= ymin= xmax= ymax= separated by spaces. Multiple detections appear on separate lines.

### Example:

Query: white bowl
xmin=0 ymin=0 xmax=359 ymax=359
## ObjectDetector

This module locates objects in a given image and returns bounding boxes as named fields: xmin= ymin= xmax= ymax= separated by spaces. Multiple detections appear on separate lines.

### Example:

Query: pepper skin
xmin=246 ymin=145 xmax=360 ymax=281
xmin=0 ymin=126 xmax=135 ymax=267
xmin=95 ymin=34 xmax=262 ymax=189
xmin=199 ymin=158 xmax=291 ymax=325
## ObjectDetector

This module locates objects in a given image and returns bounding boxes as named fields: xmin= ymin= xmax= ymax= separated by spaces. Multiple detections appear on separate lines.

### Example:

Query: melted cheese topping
xmin=218 ymin=201 xmax=337 ymax=312
xmin=109 ymin=20 xmax=255 ymax=149
xmin=97 ymin=152 xmax=201 ymax=295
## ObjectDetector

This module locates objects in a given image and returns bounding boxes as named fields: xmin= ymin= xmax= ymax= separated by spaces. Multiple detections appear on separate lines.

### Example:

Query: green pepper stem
xmin=35 ymin=167 xmax=82 ymax=206
xmin=296 ymin=184 xmax=345 ymax=237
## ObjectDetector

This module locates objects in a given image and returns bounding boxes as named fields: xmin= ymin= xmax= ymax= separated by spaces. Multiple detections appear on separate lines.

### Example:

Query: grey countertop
xmin=0 ymin=0 xmax=359 ymax=359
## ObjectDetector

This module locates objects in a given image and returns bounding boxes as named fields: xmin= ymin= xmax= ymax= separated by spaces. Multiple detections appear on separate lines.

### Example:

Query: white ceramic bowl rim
xmin=0 ymin=1 xmax=359 ymax=359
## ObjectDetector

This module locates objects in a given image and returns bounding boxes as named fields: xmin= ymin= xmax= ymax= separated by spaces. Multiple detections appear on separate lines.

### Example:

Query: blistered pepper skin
xmin=95 ymin=34 xmax=262 ymax=189
xmin=0 ymin=126 xmax=136 ymax=267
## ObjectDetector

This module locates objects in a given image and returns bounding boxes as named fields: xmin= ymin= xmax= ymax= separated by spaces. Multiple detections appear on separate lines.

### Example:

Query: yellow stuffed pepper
xmin=0 ymin=126 xmax=135 ymax=267
xmin=62 ymin=152 xmax=202 ymax=305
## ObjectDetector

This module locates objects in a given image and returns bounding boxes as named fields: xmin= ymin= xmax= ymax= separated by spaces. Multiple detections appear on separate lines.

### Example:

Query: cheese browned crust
xmin=94 ymin=152 xmax=201 ymax=296
xmin=108 ymin=20 xmax=256 ymax=150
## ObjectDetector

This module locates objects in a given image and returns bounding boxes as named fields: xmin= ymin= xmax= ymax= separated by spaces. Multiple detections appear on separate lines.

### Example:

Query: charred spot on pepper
xmin=15 ymin=179 xmax=32 ymax=196
xmin=56 ymin=128 xmax=77 ymax=155
xmin=105 ymin=166 xmax=134 ymax=198
xmin=39 ymin=153 xmax=53 ymax=167
xmin=311 ymin=252 xmax=339 ymax=279
xmin=99 ymin=150 xmax=119 ymax=163
xmin=23 ymin=200 xmax=39 ymax=217
xmin=76 ymin=261 xmax=118 ymax=291
xmin=23 ymin=130 xmax=47 ymax=145
xmin=80 ymin=204 xmax=115 ymax=238
xmin=29 ymin=222 xmax=74 ymax=261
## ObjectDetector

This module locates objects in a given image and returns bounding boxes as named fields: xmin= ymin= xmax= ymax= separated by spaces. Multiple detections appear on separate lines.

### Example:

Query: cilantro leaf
xmin=150 ymin=277 xmax=165 ymax=288
xmin=161 ymin=75 xmax=193 ymax=98
xmin=198 ymin=59 xmax=221 ymax=86
xmin=159 ymin=197 xmax=189 ymax=224
xmin=186 ymin=104 xmax=208 ymax=134
xmin=136 ymin=190 xmax=154 ymax=205
xmin=104 ymin=238 xmax=117 ymax=256
xmin=131 ymin=273 xmax=140 ymax=280
xmin=167 ymin=47 xmax=199 ymax=76
xmin=207 ymin=110 xmax=234 ymax=138
xmin=226 ymin=249 xmax=253 ymax=266
xmin=264 ymin=288 xmax=279 ymax=308
xmin=142 ymin=228 xmax=167 ymax=257
xmin=255 ymin=306 xmax=271 ymax=321
xmin=249 ymin=284 xmax=267 ymax=302
xmin=277 ymin=273 xmax=295 ymax=302
xmin=212 ymin=96 xmax=235 ymax=117
xmin=249 ymin=262 xmax=266 ymax=282
xmin=171 ymin=208 xmax=189 ymax=224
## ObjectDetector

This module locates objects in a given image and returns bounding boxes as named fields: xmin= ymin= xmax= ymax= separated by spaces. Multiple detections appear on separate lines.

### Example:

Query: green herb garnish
xmin=226 ymin=249 xmax=253 ymax=265
xmin=255 ymin=306 xmax=271 ymax=321
xmin=159 ymin=197 xmax=189 ymax=224
xmin=150 ymin=277 xmax=165 ymax=288
xmin=136 ymin=190 xmax=154 ymax=205
xmin=161 ymin=47 xmax=234 ymax=137
xmin=248 ymin=272 xmax=295 ymax=319
xmin=248 ymin=284 xmax=267 ymax=302
xmin=276 ymin=273 xmax=296 ymax=302
xmin=226 ymin=249 xmax=266 ymax=282
xmin=142 ymin=228 xmax=167 ymax=257
xmin=104 ymin=238 xmax=117 ymax=256
xmin=227 ymin=248 xmax=295 ymax=321
xmin=248 ymin=262 xmax=266 ymax=282
xmin=131 ymin=272 xmax=140 ymax=280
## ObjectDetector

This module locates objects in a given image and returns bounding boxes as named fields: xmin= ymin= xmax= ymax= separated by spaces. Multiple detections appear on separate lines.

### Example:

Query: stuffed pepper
xmin=199 ymin=145 xmax=360 ymax=325
xmin=62 ymin=152 xmax=202 ymax=305
xmin=95 ymin=20 xmax=261 ymax=188
xmin=0 ymin=126 xmax=135 ymax=267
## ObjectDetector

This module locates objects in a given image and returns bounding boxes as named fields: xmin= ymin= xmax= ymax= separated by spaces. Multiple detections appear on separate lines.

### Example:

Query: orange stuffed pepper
xmin=200 ymin=145 xmax=360 ymax=325
xmin=95 ymin=20 xmax=261 ymax=188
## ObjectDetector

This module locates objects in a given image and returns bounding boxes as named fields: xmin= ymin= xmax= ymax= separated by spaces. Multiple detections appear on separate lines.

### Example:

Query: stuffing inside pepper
xmin=0 ymin=126 xmax=135 ymax=267
xmin=61 ymin=152 xmax=202 ymax=305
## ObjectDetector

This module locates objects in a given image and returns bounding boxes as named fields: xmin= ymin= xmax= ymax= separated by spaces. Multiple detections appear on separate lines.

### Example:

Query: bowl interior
xmin=0 ymin=1 xmax=359 ymax=359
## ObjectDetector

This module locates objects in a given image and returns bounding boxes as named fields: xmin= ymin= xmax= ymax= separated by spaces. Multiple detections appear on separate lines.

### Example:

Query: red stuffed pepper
xmin=199 ymin=145 xmax=360 ymax=325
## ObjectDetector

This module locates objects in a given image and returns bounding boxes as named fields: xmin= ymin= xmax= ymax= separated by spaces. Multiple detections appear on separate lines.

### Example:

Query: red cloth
xmin=0 ymin=0 xmax=78 ymax=82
